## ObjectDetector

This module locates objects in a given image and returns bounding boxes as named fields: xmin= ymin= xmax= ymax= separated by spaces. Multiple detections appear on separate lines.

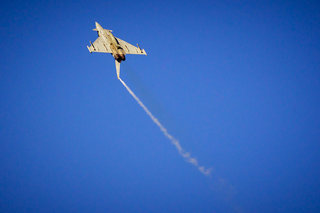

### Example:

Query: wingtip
xmin=87 ymin=45 xmax=92 ymax=53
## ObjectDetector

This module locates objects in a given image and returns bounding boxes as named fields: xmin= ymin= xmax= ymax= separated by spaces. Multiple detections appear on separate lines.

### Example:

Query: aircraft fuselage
xmin=95 ymin=22 xmax=126 ymax=62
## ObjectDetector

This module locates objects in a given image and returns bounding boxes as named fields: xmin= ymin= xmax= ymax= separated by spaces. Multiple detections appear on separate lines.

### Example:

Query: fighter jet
xmin=87 ymin=22 xmax=147 ymax=79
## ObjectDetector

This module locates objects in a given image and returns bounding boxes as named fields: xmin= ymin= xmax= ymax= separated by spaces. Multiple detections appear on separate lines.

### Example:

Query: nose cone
xmin=95 ymin=21 xmax=102 ymax=29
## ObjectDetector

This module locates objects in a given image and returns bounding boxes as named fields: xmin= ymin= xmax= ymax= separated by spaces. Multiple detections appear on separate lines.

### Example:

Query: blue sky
xmin=1 ymin=0 xmax=320 ymax=212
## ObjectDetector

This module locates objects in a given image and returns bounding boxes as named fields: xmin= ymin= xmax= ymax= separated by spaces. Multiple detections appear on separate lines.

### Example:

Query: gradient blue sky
xmin=1 ymin=0 xmax=320 ymax=212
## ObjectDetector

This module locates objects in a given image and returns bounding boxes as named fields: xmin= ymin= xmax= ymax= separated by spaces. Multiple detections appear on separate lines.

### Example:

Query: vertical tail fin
xmin=115 ymin=60 xmax=120 ymax=79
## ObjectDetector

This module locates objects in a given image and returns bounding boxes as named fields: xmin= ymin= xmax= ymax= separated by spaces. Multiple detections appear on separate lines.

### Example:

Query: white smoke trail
xmin=119 ymin=78 xmax=211 ymax=176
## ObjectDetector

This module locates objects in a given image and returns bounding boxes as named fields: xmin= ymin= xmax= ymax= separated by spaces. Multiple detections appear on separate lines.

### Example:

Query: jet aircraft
xmin=87 ymin=22 xmax=147 ymax=79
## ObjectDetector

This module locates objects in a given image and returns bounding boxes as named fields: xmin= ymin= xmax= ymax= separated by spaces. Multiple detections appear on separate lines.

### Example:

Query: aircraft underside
xmin=87 ymin=22 xmax=146 ymax=79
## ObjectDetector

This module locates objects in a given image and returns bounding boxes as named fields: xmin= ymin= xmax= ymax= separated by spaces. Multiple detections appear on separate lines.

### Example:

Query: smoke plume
xmin=119 ymin=78 xmax=211 ymax=176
